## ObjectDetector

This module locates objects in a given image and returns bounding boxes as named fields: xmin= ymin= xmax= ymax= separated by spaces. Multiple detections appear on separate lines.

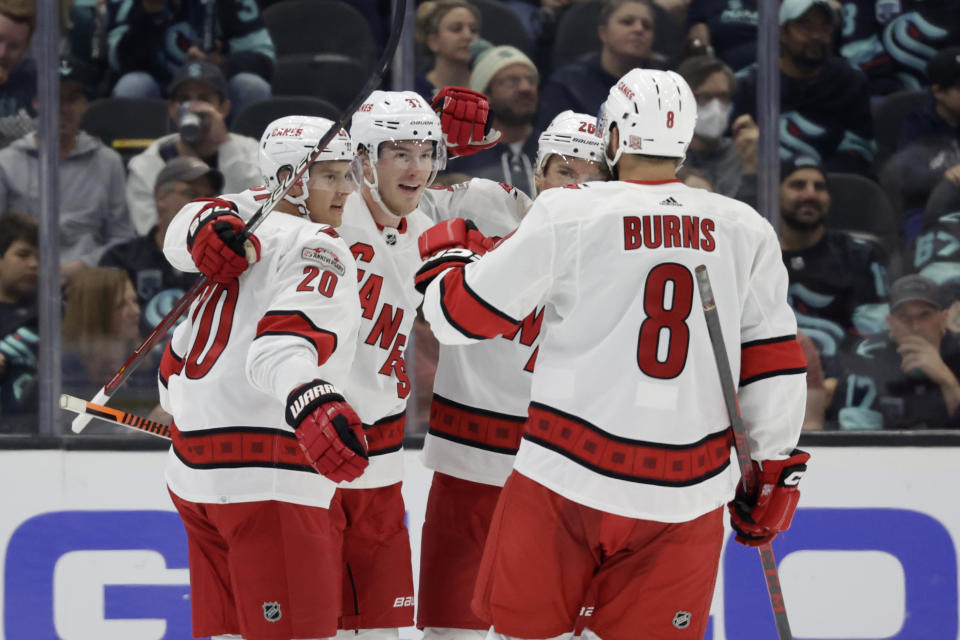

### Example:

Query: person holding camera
xmin=125 ymin=60 xmax=261 ymax=236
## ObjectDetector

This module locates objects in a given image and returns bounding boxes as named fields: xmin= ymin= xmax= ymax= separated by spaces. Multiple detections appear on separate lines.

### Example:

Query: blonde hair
xmin=415 ymin=0 xmax=481 ymax=52
xmin=62 ymin=267 xmax=132 ymax=346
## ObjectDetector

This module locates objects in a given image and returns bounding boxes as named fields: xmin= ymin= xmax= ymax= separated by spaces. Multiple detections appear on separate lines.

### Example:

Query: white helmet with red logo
xmin=260 ymin=115 xmax=352 ymax=191
xmin=350 ymin=90 xmax=446 ymax=172
xmin=596 ymin=69 xmax=696 ymax=168
xmin=536 ymin=110 xmax=605 ymax=173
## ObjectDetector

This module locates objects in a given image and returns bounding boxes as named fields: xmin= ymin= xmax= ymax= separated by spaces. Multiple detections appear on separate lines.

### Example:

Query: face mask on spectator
xmin=694 ymin=99 xmax=732 ymax=140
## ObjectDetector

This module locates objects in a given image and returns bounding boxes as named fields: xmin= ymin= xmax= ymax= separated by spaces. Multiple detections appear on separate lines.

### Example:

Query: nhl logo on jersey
xmin=383 ymin=228 xmax=398 ymax=246
xmin=262 ymin=601 xmax=283 ymax=622
xmin=672 ymin=611 xmax=691 ymax=629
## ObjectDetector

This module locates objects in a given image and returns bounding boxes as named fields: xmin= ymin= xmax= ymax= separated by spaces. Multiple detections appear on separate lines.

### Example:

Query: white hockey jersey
xmin=160 ymin=188 xmax=361 ymax=508
xmin=419 ymin=179 xmax=540 ymax=486
xmin=423 ymin=180 xmax=807 ymax=522
xmin=332 ymin=192 xmax=434 ymax=488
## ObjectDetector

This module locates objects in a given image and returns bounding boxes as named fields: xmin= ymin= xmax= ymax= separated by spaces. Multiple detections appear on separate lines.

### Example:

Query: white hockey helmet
xmin=596 ymin=69 xmax=697 ymax=168
xmin=535 ymin=110 xmax=606 ymax=173
xmin=260 ymin=115 xmax=353 ymax=214
xmin=350 ymin=90 xmax=446 ymax=174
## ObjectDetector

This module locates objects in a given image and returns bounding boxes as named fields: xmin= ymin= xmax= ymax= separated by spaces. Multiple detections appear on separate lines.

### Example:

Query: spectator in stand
xmin=125 ymin=60 xmax=260 ymax=236
xmin=0 ymin=211 xmax=37 ymax=431
xmin=898 ymin=46 xmax=960 ymax=151
xmin=732 ymin=0 xmax=876 ymax=175
xmin=0 ymin=55 xmax=132 ymax=288
xmin=880 ymin=47 xmax=960 ymax=241
xmin=0 ymin=0 xmax=35 ymax=148
xmin=684 ymin=0 xmax=757 ymax=72
xmin=61 ymin=266 xmax=155 ymax=433
xmin=452 ymin=44 xmax=540 ymax=195
xmin=677 ymin=55 xmax=758 ymax=204
xmin=831 ymin=274 xmax=960 ymax=430
xmin=537 ymin=0 xmax=669 ymax=132
xmin=778 ymin=157 xmax=889 ymax=371
xmin=798 ymin=331 xmax=827 ymax=430
xmin=106 ymin=0 xmax=274 ymax=113
xmin=414 ymin=0 xmax=480 ymax=101
xmin=100 ymin=157 xmax=221 ymax=337
xmin=840 ymin=2 xmax=960 ymax=99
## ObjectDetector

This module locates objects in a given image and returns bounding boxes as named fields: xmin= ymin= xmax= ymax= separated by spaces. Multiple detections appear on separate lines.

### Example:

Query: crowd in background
xmin=1 ymin=0 xmax=960 ymax=434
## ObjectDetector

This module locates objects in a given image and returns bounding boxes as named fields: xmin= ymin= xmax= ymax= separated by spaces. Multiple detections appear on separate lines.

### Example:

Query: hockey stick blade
xmin=70 ymin=0 xmax=409 ymax=433
xmin=61 ymin=394 xmax=172 ymax=440
xmin=694 ymin=264 xmax=794 ymax=640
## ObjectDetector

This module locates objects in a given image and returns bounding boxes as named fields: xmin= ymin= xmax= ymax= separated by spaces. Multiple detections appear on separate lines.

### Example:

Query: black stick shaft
xmin=694 ymin=264 xmax=793 ymax=640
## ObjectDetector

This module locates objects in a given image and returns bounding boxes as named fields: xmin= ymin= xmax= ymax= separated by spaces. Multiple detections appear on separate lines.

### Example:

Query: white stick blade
xmin=70 ymin=388 xmax=108 ymax=433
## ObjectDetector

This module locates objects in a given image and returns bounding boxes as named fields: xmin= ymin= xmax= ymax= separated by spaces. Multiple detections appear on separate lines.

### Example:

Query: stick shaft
xmin=694 ymin=265 xmax=793 ymax=640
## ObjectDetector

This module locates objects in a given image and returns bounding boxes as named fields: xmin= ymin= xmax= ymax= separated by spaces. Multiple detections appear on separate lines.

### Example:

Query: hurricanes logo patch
xmin=263 ymin=601 xmax=282 ymax=622
xmin=302 ymin=247 xmax=346 ymax=275
xmin=672 ymin=611 xmax=691 ymax=629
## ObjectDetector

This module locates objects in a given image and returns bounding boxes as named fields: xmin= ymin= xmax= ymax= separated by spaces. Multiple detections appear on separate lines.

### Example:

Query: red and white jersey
xmin=333 ymin=192 xmax=433 ymax=488
xmin=160 ymin=188 xmax=361 ymax=508
xmin=422 ymin=180 xmax=807 ymax=522
xmin=419 ymin=178 xmax=540 ymax=486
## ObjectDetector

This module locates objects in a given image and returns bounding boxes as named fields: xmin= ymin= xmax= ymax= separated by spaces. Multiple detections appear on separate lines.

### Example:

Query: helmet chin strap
xmin=362 ymin=160 xmax=404 ymax=226
xmin=277 ymin=168 xmax=312 ymax=217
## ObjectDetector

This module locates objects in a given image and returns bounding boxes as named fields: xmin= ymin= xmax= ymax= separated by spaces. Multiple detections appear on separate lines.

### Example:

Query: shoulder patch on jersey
xmin=497 ymin=181 xmax=515 ymax=193
xmin=301 ymin=246 xmax=346 ymax=276
xmin=316 ymin=225 xmax=339 ymax=239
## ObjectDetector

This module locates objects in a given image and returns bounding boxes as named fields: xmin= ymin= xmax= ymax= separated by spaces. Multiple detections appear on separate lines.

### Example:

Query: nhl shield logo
xmin=672 ymin=611 xmax=691 ymax=629
xmin=263 ymin=601 xmax=282 ymax=622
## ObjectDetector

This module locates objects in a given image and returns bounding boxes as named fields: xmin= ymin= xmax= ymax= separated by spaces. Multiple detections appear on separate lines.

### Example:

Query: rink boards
xmin=0 ymin=446 xmax=956 ymax=640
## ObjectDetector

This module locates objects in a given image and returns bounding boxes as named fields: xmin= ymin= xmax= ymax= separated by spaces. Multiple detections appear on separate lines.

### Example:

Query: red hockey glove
xmin=728 ymin=449 xmax=810 ymax=547
xmin=418 ymin=218 xmax=495 ymax=260
xmin=414 ymin=247 xmax=481 ymax=296
xmin=432 ymin=86 xmax=501 ymax=157
xmin=187 ymin=208 xmax=261 ymax=282
xmin=285 ymin=379 xmax=369 ymax=483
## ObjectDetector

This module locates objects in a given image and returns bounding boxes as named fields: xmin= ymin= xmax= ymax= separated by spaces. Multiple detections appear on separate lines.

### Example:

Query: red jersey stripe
xmin=740 ymin=335 xmax=807 ymax=386
xmin=255 ymin=310 xmax=337 ymax=365
xmin=439 ymin=269 xmax=520 ymax=340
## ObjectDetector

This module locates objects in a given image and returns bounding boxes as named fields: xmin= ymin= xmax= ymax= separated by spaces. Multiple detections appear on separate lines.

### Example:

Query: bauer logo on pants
xmin=672 ymin=611 xmax=691 ymax=629
xmin=263 ymin=601 xmax=282 ymax=622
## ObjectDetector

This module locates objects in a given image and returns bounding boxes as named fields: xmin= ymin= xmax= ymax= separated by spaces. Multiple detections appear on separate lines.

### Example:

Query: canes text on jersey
xmin=351 ymin=242 xmax=411 ymax=398
xmin=623 ymin=215 xmax=716 ymax=252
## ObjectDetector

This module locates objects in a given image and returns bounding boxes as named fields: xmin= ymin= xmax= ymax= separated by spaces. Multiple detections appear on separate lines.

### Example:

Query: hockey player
xmin=328 ymin=90 xmax=451 ymax=640
xmin=159 ymin=115 xmax=364 ymax=640
xmin=417 ymin=69 xmax=810 ymax=640
xmin=414 ymin=110 xmax=608 ymax=640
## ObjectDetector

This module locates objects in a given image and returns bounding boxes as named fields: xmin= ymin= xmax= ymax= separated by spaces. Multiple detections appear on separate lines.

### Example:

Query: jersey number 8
xmin=637 ymin=263 xmax=692 ymax=379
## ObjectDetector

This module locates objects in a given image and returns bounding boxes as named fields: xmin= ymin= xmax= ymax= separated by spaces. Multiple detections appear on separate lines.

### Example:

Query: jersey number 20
xmin=637 ymin=263 xmax=692 ymax=379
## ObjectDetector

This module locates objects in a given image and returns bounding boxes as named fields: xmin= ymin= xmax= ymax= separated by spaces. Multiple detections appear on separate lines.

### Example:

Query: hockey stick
xmin=69 ymin=0 xmax=409 ymax=433
xmin=694 ymin=264 xmax=794 ymax=640
xmin=60 ymin=394 xmax=172 ymax=440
